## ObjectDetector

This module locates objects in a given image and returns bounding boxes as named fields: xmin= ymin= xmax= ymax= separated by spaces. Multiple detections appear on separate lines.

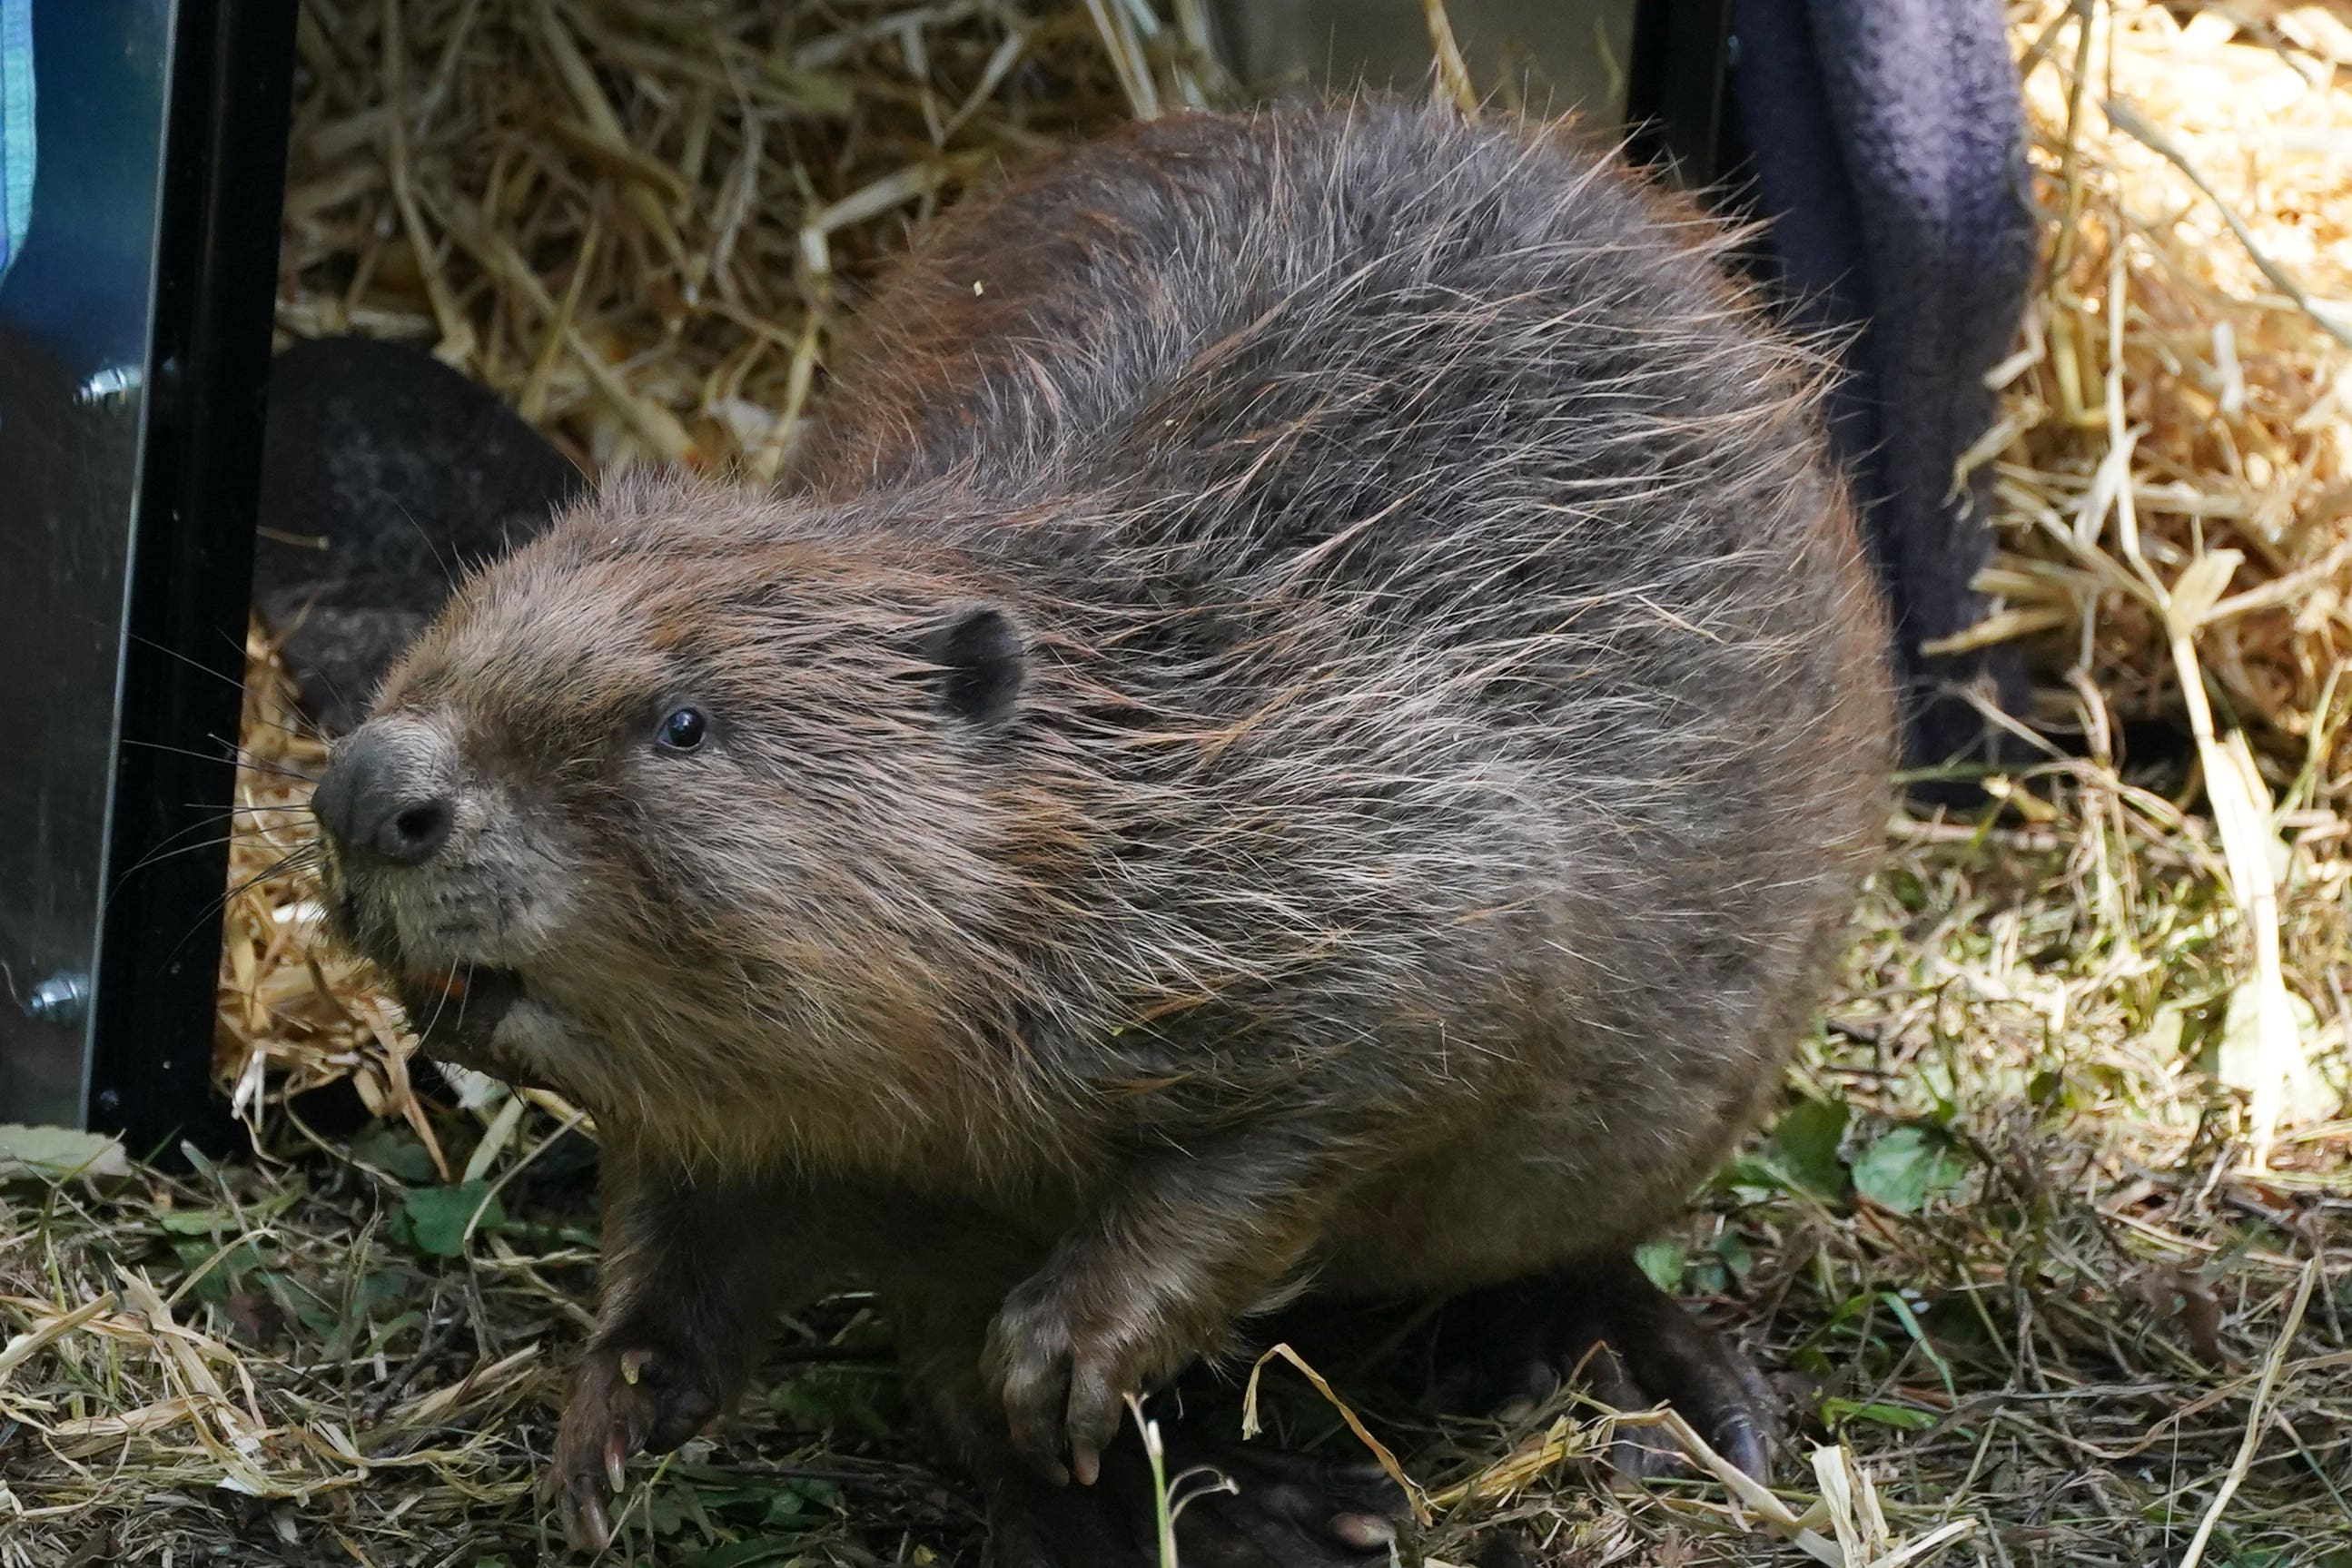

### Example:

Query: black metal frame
xmin=1625 ymin=0 xmax=1735 ymax=184
xmin=86 ymin=3 xmax=297 ymax=1156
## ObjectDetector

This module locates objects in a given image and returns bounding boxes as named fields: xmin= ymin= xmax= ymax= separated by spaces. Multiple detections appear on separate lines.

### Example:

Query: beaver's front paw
xmin=985 ymin=1276 xmax=1178 ymax=1489
xmin=551 ymin=1340 xmax=725 ymax=1553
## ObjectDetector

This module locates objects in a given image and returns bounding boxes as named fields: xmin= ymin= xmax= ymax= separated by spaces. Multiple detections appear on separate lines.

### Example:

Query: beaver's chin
xmin=387 ymin=965 xmax=567 ymax=1094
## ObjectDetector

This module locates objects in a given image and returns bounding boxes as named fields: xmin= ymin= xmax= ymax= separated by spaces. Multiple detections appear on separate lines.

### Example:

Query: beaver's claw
xmin=1427 ymin=1257 xmax=1781 ymax=1484
xmin=985 ymin=1276 xmax=1170 ymax=1489
xmin=551 ymin=1342 xmax=722 ymax=1553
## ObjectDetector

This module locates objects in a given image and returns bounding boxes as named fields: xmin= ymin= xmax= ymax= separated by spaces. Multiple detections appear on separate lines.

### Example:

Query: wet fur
xmin=325 ymin=103 xmax=1895 ymax=1556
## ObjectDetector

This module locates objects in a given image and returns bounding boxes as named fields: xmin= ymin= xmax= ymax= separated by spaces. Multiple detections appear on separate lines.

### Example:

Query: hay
xmin=1980 ymin=1 xmax=2352 ymax=772
xmin=1981 ymin=0 xmax=2352 ymax=1167
xmin=2 ymin=1 xmax=2348 ymax=1563
xmin=276 ymin=0 xmax=1223 ymax=478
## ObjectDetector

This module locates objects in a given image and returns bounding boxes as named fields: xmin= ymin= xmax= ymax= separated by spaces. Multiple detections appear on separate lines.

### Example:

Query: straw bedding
xmin=3 ymin=3 xmax=2348 ymax=1563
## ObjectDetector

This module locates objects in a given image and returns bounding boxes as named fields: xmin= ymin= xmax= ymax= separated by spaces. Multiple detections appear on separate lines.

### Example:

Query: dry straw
xmin=3 ymin=2 xmax=2347 ymax=1564
xmin=1973 ymin=0 xmax=2352 ymax=1164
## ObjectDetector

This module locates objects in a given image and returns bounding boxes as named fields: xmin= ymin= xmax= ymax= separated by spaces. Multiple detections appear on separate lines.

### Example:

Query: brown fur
xmin=318 ymin=104 xmax=1896 ymax=1563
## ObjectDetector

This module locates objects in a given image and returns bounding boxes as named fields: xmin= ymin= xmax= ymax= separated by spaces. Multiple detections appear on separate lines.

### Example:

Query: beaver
xmin=311 ymin=103 xmax=1894 ymax=1564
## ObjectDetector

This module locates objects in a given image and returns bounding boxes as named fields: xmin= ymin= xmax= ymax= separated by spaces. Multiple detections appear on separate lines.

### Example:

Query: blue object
xmin=1 ymin=1 xmax=171 ymax=375
xmin=1731 ymin=0 xmax=2039 ymax=778
xmin=0 ymin=0 xmax=31 ymax=281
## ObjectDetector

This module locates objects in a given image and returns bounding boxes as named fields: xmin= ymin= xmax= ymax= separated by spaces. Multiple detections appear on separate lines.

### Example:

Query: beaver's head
xmin=311 ymin=474 xmax=1039 ymax=1122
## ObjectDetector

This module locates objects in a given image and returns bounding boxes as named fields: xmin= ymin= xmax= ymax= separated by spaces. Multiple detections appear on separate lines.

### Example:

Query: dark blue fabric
xmin=0 ymin=0 xmax=171 ymax=373
xmin=1730 ymin=0 xmax=2039 ymax=776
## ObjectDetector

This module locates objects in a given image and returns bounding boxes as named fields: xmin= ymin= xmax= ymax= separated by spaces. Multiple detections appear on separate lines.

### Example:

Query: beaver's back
xmin=805 ymin=104 xmax=1873 ymax=774
xmin=788 ymin=105 xmax=1892 ymax=1209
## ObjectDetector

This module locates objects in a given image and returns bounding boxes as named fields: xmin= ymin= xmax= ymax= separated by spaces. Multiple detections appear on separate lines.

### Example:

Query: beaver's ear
xmin=927 ymin=606 xmax=1024 ymax=725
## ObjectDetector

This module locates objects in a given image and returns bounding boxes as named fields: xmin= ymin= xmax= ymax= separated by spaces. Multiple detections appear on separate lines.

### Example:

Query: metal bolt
xmin=25 ymin=972 xmax=90 ymax=1027
xmin=74 ymin=364 xmax=144 ymax=407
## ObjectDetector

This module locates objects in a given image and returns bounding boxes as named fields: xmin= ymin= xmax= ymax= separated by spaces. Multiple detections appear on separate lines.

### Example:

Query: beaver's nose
xmin=315 ymin=723 xmax=455 ymax=867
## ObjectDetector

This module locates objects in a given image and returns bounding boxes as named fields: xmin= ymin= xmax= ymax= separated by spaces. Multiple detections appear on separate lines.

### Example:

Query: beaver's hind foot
xmin=988 ymin=1416 xmax=1407 ymax=1568
xmin=1427 ymin=1256 xmax=1780 ymax=1482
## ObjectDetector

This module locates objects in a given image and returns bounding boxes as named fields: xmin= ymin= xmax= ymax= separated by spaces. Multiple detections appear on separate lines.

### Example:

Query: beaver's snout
xmin=314 ymin=714 xmax=493 ymax=974
xmin=315 ymin=712 xmax=579 ymax=1085
xmin=315 ymin=719 xmax=459 ymax=867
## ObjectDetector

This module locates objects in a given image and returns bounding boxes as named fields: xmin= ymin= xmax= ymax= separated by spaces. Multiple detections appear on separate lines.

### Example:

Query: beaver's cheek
xmin=395 ymin=969 xmax=575 ymax=1095
xmin=394 ymin=968 xmax=518 ymax=1058
xmin=485 ymin=995 xmax=582 ymax=1090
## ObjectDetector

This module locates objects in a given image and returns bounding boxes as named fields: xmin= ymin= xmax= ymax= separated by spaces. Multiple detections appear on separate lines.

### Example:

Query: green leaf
xmin=361 ymin=1269 xmax=412 ymax=1310
xmin=761 ymin=1478 xmax=841 ymax=1525
xmin=178 ymin=1240 xmax=270 ymax=1304
xmin=350 ymin=1123 xmax=441 ymax=1184
xmin=766 ymin=1362 xmax=904 ymax=1440
xmin=646 ymin=1487 xmax=706 ymax=1538
xmin=0 ymin=1123 xmax=129 ymax=1180
xmin=1632 ymin=1238 xmax=1687 ymax=1293
xmin=397 ymin=1181 xmax=503 ymax=1257
xmin=363 ymin=1309 xmax=428 ymax=1359
xmin=284 ymin=1276 xmax=342 ymax=1339
xmin=156 ymin=1207 xmax=262 ymax=1238
xmin=1763 ymin=1097 xmax=1851 ymax=1200
xmin=656 ymin=1462 xmax=835 ymax=1530
xmin=1851 ymin=1126 xmax=1969 ymax=1216
xmin=1818 ymin=1396 xmax=1936 ymax=1431
xmin=1878 ymin=1289 xmax=1957 ymax=1400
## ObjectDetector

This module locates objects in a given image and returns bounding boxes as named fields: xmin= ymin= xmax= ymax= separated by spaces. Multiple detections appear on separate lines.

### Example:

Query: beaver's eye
xmin=656 ymin=705 xmax=708 ymax=753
